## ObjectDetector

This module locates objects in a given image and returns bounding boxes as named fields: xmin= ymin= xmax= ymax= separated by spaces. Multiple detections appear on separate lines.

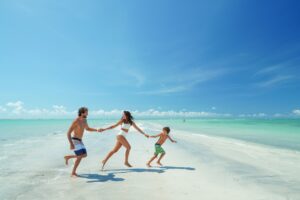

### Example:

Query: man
xmin=64 ymin=107 xmax=102 ymax=177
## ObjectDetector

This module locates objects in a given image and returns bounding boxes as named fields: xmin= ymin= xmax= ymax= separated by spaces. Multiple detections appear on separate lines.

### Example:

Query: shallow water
xmin=149 ymin=118 xmax=300 ymax=151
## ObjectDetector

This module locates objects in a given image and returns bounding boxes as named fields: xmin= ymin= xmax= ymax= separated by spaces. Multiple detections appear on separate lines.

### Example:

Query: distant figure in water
xmin=100 ymin=111 xmax=149 ymax=170
xmin=64 ymin=107 xmax=101 ymax=177
xmin=183 ymin=119 xmax=186 ymax=123
xmin=147 ymin=127 xmax=177 ymax=167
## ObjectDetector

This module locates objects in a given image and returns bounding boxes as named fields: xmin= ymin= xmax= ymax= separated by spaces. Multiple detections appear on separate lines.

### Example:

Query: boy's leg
xmin=157 ymin=152 xmax=166 ymax=166
xmin=147 ymin=154 xmax=158 ymax=167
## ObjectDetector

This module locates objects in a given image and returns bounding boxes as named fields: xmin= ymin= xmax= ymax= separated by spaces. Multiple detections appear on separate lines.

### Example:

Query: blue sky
xmin=0 ymin=0 xmax=300 ymax=118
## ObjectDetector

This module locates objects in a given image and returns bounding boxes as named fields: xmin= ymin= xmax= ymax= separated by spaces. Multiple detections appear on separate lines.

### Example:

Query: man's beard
xmin=83 ymin=115 xmax=87 ymax=118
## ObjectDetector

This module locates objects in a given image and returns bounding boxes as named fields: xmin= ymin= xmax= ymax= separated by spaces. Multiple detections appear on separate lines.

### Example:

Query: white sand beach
xmin=1 ymin=121 xmax=300 ymax=200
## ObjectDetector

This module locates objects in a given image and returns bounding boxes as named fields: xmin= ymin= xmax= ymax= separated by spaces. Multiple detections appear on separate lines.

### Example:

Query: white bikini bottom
xmin=117 ymin=130 xmax=127 ymax=137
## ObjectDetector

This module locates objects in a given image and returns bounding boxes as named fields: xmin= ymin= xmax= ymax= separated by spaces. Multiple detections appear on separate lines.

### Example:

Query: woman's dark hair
xmin=78 ymin=107 xmax=88 ymax=116
xmin=123 ymin=111 xmax=134 ymax=125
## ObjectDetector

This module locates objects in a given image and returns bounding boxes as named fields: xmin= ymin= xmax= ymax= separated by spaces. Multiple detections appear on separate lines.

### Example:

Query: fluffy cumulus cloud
xmin=293 ymin=109 xmax=300 ymax=116
xmin=238 ymin=113 xmax=267 ymax=118
xmin=6 ymin=101 xmax=24 ymax=114
xmin=0 ymin=106 xmax=7 ymax=112
xmin=0 ymin=101 xmax=75 ymax=118
xmin=0 ymin=101 xmax=298 ymax=119
xmin=0 ymin=101 xmax=232 ymax=119
xmin=91 ymin=109 xmax=231 ymax=118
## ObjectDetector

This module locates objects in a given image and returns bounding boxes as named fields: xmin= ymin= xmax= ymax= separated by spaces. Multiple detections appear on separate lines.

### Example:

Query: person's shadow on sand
xmin=160 ymin=166 xmax=195 ymax=171
xmin=79 ymin=173 xmax=125 ymax=183
xmin=105 ymin=166 xmax=195 ymax=174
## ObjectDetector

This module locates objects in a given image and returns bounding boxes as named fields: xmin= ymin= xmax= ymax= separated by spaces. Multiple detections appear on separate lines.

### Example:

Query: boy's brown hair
xmin=163 ymin=127 xmax=171 ymax=134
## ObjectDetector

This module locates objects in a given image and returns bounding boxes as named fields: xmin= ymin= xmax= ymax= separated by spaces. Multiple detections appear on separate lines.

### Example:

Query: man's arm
xmin=67 ymin=121 xmax=76 ymax=149
xmin=132 ymin=122 xmax=149 ymax=138
xmin=84 ymin=121 xmax=99 ymax=132
xmin=167 ymin=135 xmax=177 ymax=143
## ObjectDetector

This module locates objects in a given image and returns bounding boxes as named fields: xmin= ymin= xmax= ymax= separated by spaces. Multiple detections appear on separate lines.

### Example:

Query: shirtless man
xmin=146 ymin=127 xmax=177 ymax=167
xmin=64 ymin=107 xmax=101 ymax=177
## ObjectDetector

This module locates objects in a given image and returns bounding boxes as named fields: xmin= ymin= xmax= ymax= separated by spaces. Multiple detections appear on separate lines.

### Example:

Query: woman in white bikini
xmin=100 ymin=111 xmax=149 ymax=170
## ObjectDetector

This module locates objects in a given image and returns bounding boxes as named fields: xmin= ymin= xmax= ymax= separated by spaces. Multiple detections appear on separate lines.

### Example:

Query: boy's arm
xmin=67 ymin=121 xmax=76 ymax=150
xmin=167 ymin=135 xmax=177 ymax=143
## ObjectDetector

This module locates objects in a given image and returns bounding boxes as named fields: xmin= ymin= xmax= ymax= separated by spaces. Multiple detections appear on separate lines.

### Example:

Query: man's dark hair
xmin=163 ymin=127 xmax=170 ymax=134
xmin=78 ymin=107 xmax=88 ymax=116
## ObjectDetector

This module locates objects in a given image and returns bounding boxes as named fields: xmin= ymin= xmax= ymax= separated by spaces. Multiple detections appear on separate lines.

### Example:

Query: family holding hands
xmin=64 ymin=107 xmax=177 ymax=177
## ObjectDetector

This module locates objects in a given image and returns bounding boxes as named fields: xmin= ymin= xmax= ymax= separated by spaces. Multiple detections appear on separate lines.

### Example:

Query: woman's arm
xmin=102 ymin=119 xmax=123 ymax=131
xmin=149 ymin=133 xmax=161 ymax=138
xmin=132 ymin=122 xmax=149 ymax=138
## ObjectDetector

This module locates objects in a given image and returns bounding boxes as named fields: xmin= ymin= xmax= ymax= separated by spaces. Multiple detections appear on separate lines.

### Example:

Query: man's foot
xmin=124 ymin=162 xmax=132 ymax=167
xmin=64 ymin=156 xmax=69 ymax=165
xmin=101 ymin=160 xmax=106 ymax=171
xmin=157 ymin=162 xmax=163 ymax=166
xmin=147 ymin=163 xmax=152 ymax=167
xmin=71 ymin=173 xmax=79 ymax=177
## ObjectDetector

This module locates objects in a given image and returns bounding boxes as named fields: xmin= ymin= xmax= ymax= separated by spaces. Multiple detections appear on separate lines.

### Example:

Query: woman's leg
xmin=101 ymin=140 xmax=122 ymax=170
xmin=118 ymin=136 xmax=132 ymax=167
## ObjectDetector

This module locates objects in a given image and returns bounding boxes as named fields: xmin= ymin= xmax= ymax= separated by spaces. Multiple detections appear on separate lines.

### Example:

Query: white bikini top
xmin=121 ymin=123 xmax=131 ymax=130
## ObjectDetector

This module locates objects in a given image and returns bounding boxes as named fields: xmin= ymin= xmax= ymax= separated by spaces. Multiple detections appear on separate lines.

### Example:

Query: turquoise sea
xmin=150 ymin=118 xmax=300 ymax=151
xmin=0 ymin=118 xmax=299 ymax=151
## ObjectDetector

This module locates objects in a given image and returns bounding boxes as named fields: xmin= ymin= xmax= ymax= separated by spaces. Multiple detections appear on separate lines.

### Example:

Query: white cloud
xmin=6 ymin=101 xmax=24 ymax=114
xmin=293 ymin=109 xmax=300 ymax=116
xmin=0 ymin=106 xmax=7 ymax=112
xmin=0 ymin=101 xmax=296 ymax=119
xmin=138 ymin=86 xmax=187 ymax=95
xmin=125 ymin=69 xmax=145 ymax=87
xmin=52 ymin=105 xmax=68 ymax=114
xmin=0 ymin=101 xmax=233 ymax=119
xmin=139 ymin=68 xmax=228 ymax=95
xmin=257 ymin=75 xmax=293 ymax=88
xmin=239 ymin=113 xmax=267 ymax=118
xmin=255 ymin=65 xmax=282 ymax=76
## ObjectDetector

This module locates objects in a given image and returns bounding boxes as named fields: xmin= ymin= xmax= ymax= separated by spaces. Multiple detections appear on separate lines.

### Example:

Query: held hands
xmin=97 ymin=128 xmax=105 ymax=133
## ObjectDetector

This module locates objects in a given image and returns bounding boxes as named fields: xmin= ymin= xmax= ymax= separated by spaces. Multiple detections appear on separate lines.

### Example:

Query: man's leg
xmin=157 ymin=153 xmax=165 ymax=166
xmin=71 ymin=154 xmax=86 ymax=177
xmin=147 ymin=154 xmax=158 ymax=167
xmin=64 ymin=155 xmax=77 ymax=165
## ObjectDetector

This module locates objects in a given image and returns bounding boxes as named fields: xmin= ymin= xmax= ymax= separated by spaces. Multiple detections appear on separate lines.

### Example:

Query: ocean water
xmin=0 ymin=118 xmax=299 ymax=151
xmin=150 ymin=118 xmax=300 ymax=151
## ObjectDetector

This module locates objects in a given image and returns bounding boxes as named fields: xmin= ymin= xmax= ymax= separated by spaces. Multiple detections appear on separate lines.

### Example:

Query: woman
xmin=101 ymin=111 xmax=149 ymax=170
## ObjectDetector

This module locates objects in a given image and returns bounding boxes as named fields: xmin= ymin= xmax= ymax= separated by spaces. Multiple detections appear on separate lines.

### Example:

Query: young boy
xmin=147 ymin=127 xmax=177 ymax=167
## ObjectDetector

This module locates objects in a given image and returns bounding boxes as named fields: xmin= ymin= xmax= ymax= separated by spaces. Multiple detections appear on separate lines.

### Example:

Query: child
xmin=147 ymin=127 xmax=177 ymax=167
